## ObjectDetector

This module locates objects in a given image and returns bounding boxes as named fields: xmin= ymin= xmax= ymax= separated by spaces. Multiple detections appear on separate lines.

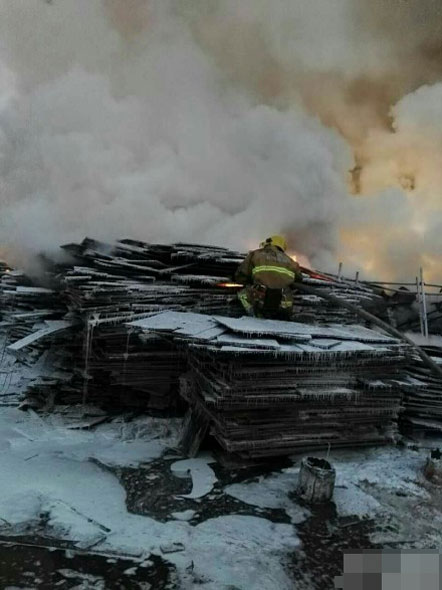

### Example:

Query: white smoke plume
xmin=0 ymin=0 xmax=441 ymax=280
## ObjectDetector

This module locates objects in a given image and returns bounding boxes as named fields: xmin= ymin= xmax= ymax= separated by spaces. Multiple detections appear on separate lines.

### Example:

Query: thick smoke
xmin=0 ymin=0 xmax=441 ymax=280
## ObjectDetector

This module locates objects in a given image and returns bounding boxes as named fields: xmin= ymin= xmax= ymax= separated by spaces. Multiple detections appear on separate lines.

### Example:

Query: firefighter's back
xmin=250 ymin=245 xmax=297 ymax=289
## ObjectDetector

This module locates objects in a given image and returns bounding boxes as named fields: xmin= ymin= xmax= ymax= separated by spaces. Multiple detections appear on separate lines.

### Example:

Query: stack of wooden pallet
xmin=60 ymin=238 xmax=386 ymax=323
xmin=130 ymin=311 xmax=409 ymax=458
xmin=60 ymin=238 xmax=244 ymax=318
xmin=48 ymin=238 xmax=245 ymax=410
xmin=292 ymin=273 xmax=387 ymax=324
xmin=399 ymin=345 xmax=442 ymax=435
xmin=3 ymin=238 xmax=435 ymax=433
xmin=0 ymin=269 xmax=65 ymax=335
xmin=0 ymin=265 xmax=75 ymax=406
xmin=0 ymin=267 xmax=70 ymax=355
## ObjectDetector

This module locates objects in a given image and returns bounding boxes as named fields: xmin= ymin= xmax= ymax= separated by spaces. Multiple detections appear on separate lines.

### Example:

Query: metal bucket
xmin=424 ymin=449 xmax=442 ymax=483
xmin=297 ymin=456 xmax=336 ymax=504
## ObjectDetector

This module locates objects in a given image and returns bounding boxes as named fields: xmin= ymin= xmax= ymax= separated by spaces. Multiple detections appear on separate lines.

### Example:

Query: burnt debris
xmin=130 ymin=311 xmax=408 ymax=458
xmin=1 ymin=238 xmax=442 ymax=456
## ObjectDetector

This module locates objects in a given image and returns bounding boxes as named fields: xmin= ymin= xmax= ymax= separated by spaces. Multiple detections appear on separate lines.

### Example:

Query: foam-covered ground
xmin=0 ymin=405 xmax=441 ymax=589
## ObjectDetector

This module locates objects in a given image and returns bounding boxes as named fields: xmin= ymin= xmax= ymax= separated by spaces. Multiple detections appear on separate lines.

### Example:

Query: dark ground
xmin=0 ymin=454 xmax=386 ymax=590
xmin=0 ymin=538 xmax=176 ymax=589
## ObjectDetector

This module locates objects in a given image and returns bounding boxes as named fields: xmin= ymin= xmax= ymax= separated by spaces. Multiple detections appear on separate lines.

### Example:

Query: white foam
xmin=0 ymin=408 xmax=299 ymax=589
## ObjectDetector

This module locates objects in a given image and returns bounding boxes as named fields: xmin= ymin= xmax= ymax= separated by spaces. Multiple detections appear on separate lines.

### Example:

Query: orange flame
xmin=217 ymin=282 xmax=243 ymax=288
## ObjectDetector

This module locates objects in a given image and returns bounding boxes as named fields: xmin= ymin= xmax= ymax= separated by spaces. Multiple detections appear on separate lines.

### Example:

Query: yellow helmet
xmin=262 ymin=234 xmax=288 ymax=252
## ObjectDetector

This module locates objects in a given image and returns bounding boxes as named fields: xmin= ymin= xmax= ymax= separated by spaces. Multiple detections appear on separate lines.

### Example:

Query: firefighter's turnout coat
xmin=234 ymin=244 xmax=302 ymax=318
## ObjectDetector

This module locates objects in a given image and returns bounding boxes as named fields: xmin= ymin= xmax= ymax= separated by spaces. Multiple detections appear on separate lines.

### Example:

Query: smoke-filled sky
xmin=0 ymin=0 xmax=441 ymax=280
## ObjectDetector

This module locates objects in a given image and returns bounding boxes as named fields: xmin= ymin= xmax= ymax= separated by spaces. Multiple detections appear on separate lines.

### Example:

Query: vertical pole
xmin=82 ymin=317 xmax=92 ymax=409
xmin=355 ymin=271 xmax=359 ymax=287
xmin=338 ymin=262 xmax=343 ymax=281
xmin=416 ymin=276 xmax=424 ymax=336
xmin=420 ymin=267 xmax=429 ymax=338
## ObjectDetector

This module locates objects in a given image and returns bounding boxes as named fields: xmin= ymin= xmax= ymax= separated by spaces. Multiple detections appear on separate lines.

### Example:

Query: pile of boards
xmin=55 ymin=238 xmax=244 ymax=410
xmin=291 ymin=275 xmax=387 ymax=325
xmin=399 ymin=346 xmax=442 ymax=436
xmin=130 ymin=311 xmax=409 ymax=458
xmin=1 ymin=238 xmax=246 ymax=410
xmin=2 ymin=238 xmax=237 ymax=410
xmin=61 ymin=237 xmax=244 ymax=318
xmin=0 ymin=264 xmax=75 ymax=405
xmin=2 ymin=237 xmax=442 ymax=448
xmin=0 ymin=267 xmax=66 ymax=344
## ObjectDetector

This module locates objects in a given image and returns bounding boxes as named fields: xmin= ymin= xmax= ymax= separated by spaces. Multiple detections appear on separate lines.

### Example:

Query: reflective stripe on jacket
xmin=235 ymin=245 xmax=301 ymax=289
xmin=252 ymin=265 xmax=295 ymax=280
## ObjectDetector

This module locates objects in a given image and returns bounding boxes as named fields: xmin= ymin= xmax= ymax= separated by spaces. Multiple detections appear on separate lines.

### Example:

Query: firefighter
xmin=234 ymin=235 xmax=302 ymax=319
